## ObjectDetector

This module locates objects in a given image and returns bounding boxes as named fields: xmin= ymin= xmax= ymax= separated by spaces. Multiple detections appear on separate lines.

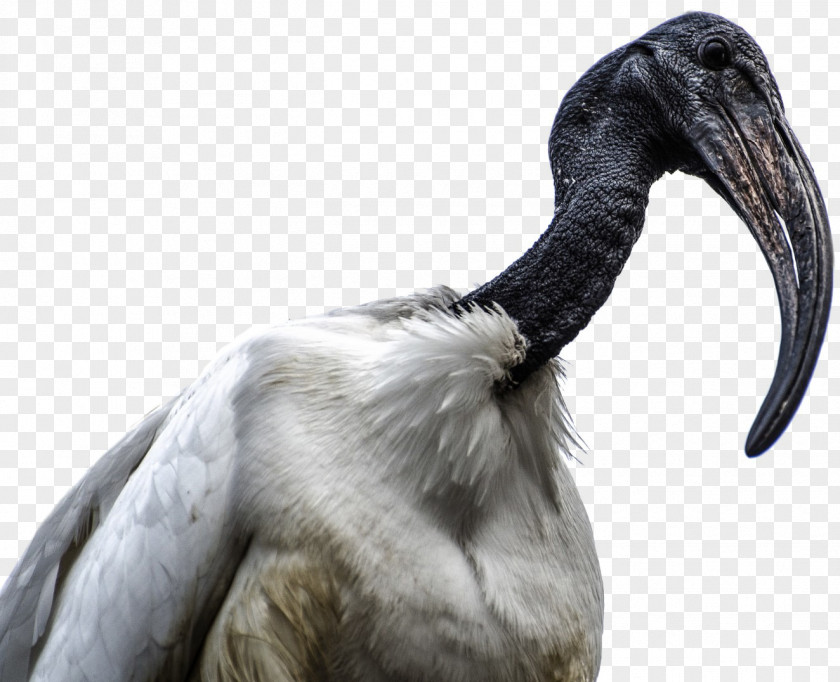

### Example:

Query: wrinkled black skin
xmin=460 ymin=40 xmax=674 ymax=382
xmin=459 ymin=12 xmax=794 ymax=384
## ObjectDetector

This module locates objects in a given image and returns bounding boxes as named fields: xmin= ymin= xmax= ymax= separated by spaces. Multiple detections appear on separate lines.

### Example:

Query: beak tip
xmin=744 ymin=442 xmax=765 ymax=458
xmin=744 ymin=425 xmax=775 ymax=458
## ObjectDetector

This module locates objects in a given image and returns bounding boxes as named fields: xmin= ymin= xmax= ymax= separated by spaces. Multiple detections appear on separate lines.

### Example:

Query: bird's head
xmin=544 ymin=12 xmax=832 ymax=456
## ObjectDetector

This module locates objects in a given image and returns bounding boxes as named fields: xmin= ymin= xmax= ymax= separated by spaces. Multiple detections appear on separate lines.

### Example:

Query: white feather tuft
xmin=360 ymin=303 xmax=528 ymax=509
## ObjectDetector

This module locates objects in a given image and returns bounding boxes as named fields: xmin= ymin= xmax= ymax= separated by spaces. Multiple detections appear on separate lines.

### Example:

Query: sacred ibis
xmin=0 ymin=12 xmax=831 ymax=682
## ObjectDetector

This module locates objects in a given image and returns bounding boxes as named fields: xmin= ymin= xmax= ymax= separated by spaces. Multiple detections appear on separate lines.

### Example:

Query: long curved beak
xmin=689 ymin=85 xmax=832 ymax=456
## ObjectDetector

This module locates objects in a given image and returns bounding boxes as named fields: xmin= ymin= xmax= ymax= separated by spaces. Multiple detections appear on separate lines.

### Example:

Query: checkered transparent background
xmin=1 ymin=1 xmax=838 ymax=679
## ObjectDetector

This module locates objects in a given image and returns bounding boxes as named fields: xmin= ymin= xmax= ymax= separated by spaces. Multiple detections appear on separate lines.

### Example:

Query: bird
xmin=0 ymin=11 xmax=832 ymax=682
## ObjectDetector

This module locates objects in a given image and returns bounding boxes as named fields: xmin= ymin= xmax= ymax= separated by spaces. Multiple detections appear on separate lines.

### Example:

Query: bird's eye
xmin=698 ymin=38 xmax=730 ymax=70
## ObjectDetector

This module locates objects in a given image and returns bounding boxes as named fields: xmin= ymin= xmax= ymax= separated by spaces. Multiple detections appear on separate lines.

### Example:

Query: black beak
xmin=688 ymin=83 xmax=833 ymax=456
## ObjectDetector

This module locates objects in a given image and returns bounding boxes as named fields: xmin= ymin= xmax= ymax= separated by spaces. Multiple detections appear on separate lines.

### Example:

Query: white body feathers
xmin=0 ymin=287 xmax=603 ymax=681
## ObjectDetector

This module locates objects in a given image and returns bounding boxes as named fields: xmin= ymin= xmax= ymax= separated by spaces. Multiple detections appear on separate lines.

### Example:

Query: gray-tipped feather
xmin=0 ymin=402 xmax=172 ymax=680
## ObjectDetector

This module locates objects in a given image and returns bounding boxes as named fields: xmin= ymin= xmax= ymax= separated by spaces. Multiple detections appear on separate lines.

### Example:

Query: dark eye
xmin=698 ymin=38 xmax=730 ymax=70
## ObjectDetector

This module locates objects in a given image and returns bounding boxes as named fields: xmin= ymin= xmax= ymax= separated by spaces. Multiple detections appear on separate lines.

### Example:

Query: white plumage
xmin=3 ymin=288 xmax=602 ymax=681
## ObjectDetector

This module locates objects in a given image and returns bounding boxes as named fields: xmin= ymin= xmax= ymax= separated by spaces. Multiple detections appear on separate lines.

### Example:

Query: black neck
xmin=457 ymin=80 xmax=666 ymax=383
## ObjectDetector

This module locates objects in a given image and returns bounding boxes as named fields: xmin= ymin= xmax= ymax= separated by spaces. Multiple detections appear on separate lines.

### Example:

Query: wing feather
xmin=0 ymin=345 xmax=253 ymax=680
xmin=0 ymin=401 xmax=173 ymax=680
